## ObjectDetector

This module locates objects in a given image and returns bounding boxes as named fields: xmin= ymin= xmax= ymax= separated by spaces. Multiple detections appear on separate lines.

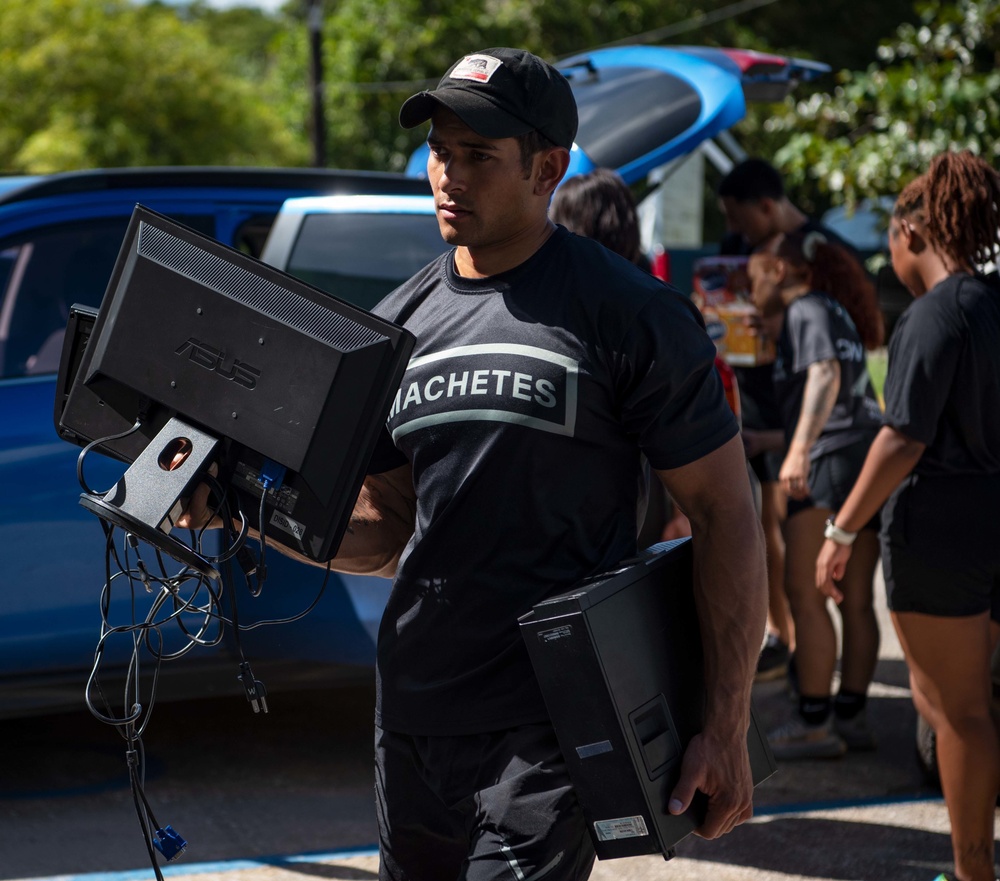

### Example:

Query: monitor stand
xmin=80 ymin=416 xmax=221 ymax=580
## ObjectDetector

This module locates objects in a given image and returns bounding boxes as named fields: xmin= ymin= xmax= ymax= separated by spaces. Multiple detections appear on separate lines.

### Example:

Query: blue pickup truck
xmin=0 ymin=167 xmax=430 ymax=717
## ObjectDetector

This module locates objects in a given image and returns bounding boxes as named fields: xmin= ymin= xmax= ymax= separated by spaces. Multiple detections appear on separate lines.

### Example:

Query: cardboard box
xmin=692 ymin=256 xmax=774 ymax=367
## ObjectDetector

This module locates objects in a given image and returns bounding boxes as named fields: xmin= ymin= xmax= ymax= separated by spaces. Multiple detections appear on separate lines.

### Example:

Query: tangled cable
xmin=75 ymin=425 xmax=334 ymax=876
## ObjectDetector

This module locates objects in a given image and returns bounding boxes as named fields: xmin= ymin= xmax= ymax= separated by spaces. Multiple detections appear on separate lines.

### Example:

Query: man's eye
xmin=472 ymin=152 xmax=492 ymax=162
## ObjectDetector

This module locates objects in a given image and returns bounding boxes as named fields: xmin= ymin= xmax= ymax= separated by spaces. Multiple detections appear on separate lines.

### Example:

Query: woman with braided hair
xmin=817 ymin=149 xmax=1000 ymax=881
xmin=745 ymin=227 xmax=885 ymax=760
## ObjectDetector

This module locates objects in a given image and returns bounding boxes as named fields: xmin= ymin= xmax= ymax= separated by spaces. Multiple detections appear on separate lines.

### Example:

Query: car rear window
xmin=286 ymin=212 xmax=447 ymax=312
xmin=571 ymin=66 xmax=702 ymax=172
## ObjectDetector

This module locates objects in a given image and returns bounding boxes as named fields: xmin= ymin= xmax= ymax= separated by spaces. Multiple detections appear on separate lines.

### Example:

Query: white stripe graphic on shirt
xmin=388 ymin=343 xmax=579 ymax=441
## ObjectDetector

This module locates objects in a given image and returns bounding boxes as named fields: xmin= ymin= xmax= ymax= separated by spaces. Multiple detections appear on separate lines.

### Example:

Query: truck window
xmin=0 ymin=218 xmax=134 ymax=379
xmin=0 ymin=214 xmax=218 ymax=379
xmin=286 ymin=212 xmax=446 ymax=311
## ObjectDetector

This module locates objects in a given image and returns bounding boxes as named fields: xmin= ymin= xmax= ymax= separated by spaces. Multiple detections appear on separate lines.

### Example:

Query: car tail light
xmin=714 ymin=356 xmax=741 ymax=425
xmin=650 ymin=246 xmax=670 ymax=283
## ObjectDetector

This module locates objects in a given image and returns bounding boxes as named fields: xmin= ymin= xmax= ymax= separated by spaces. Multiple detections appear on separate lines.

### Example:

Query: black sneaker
xmin=755 ymin=634 xmax=790 ymax=682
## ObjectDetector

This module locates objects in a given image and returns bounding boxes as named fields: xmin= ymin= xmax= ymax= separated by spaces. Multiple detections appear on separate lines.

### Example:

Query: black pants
xmin=375 ymin=722 xmax=596 ymax=881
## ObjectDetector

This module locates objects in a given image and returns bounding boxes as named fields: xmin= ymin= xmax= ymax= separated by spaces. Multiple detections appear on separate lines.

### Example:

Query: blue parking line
xmin=34 ymin=792 xmax=948 ymax=881
xmin=754 ymin=790 xmax=944 ymax=817
xmin=40 ymin=844 xmax=380 ymax=881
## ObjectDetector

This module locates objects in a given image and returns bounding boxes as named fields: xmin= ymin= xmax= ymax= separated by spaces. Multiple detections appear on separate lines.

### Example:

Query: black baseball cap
xmin=399 ymin=48 xmax=578 ymax=150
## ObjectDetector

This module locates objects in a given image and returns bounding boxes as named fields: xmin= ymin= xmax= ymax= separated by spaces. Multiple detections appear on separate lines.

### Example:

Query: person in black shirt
xmin=718 ymin=159 xmax=862 ymax=685
xmin=816 ymin=150 xmax=1000 ymax=881
xmin=183 ymin=49 xmax=767 ymax=881
xmin=366 ymin=51 xmax=765 ymax=880
xmin=745 ymin=230 xmax=884 ymax=760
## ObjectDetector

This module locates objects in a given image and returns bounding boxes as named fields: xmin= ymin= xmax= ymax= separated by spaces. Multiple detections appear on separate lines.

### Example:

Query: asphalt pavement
xmin=2 ymin=568 xmax=981 ymax=881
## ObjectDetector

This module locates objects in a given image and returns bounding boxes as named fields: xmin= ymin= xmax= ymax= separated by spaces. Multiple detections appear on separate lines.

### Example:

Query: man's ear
xmin=534 ymin=148 xmax=571 ymax=197
xmin=757 ymin=197 xmax=778 ymax=220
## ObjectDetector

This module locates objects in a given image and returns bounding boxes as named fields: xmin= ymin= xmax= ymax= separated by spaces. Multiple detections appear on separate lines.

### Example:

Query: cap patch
xmin=449 ymin=54 xmax=503 ymax=83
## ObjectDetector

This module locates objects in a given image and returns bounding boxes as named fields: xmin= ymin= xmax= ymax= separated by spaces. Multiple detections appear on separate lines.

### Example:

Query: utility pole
xmin=308 ymin=0 xmax=326 ymax=167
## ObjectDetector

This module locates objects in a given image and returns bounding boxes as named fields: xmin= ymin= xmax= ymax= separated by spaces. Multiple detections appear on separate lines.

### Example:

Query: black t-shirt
xmin=884 ymin=273 xmax=1000 ymax=476
xmin=880 ymin=273 xmax=1000 ymax=560
xmin=369 ymin=227 xmax=738 ymax=735
xmin=724 ymin=219 xmax=861 ymax=432
xmin=773 ymin=291 xmax=883 ymax=458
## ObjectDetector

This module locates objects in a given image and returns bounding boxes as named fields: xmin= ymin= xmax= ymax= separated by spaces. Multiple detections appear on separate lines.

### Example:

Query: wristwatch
xmin=824 ymin=518 xmax=857 ymax=546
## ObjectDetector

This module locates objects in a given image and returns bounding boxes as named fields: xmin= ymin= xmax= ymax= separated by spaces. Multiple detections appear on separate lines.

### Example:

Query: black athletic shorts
xmin=748 ymin=449 xmax=783 ymax=484
xmin=375 ymin=722 xmax=596 ymax=881
xmin=787 ymin=437 xmax=878 ymax=529
xmin=735 ymin=364 xmax=784 ymax=484
xmin=881 ymin=473 xmax=1000 ymax=620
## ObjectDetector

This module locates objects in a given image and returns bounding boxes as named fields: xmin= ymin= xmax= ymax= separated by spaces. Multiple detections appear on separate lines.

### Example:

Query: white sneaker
xmin=767 ymin=716 xmax=846 ymax=760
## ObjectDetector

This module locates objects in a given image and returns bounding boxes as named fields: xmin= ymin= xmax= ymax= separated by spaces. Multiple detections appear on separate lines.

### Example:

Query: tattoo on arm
xmin=792 ymin=359 xmax=840 ymax=448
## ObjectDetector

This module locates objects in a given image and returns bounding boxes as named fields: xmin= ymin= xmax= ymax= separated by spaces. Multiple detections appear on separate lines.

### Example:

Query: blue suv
xmin=0 ymin=167 xmax=429 ymax=717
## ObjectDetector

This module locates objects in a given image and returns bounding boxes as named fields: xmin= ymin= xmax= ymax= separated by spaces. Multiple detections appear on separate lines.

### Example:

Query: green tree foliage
xmin=0 ymin=0 xmax=965 ymax=184
xmin=759 ymin=0 xmax=1000 ymax=211
xmin=719 ymin=0 xmax=920 ymax=74
xmin=306 ymin=0 xmax=921 ymax=173
xmin=162 ymin=0 xmax=289 ymax=82
xmin=309 ymin=0 xmax=540 ymax=171
xmin=307 ymin=0 xmax=781 ymax=171
xmin=0 ymin=0 xmax=308 ymax=172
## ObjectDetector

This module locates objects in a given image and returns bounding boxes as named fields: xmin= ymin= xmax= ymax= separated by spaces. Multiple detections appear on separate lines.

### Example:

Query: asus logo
xmin=174 ymin=338 xmax=261 ymax=390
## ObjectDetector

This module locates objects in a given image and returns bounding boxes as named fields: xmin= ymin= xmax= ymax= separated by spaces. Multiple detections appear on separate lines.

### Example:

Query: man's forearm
xmin=655 ymin=436 xmax=766 ymax=831
xmin=689 ymin=508 xmax=767 ymax=732
xmin=254 ymin=522 xmax=405 ymax=577
xmin=657 ymin=436 xmax=768 ymax=733
xmin=327 ymin=468 xmax=416 ymax=576
xmin=236 ymin=467 xmax=416 ymax=578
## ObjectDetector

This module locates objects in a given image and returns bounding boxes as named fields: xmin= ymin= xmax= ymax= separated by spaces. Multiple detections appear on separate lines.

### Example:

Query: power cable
xmin=75 ymin=430 xmax=336 ymax=874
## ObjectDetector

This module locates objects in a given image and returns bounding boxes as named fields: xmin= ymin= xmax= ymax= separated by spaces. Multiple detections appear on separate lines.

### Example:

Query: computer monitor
xmin=57 ymin=204 xmax=415 ymax=578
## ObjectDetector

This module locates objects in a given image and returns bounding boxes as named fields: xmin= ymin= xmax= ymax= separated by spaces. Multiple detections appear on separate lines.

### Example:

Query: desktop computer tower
xmin=519 ymin=538 xmax=776 ymax=861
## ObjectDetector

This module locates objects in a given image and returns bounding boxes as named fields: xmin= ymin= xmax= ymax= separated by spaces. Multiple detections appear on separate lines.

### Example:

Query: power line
xmin=332 ymin=0 xmax=785 ymax=94
xmin=598 ymin=0 xmax=784 ymax=49
xmin=340 ymin=76 xmax=439 ymax=95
